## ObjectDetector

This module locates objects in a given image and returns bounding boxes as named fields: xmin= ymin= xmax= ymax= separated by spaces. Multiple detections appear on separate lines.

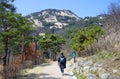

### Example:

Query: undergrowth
xmin=90 ymin=50 xmax=119 ymax=63
xmin=73 ymin=68 xmax=86 ymax=79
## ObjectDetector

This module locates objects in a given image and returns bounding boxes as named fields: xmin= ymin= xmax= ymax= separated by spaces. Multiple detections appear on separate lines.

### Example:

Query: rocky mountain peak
xmin=26 ymin=9 xmax=81 ymax=29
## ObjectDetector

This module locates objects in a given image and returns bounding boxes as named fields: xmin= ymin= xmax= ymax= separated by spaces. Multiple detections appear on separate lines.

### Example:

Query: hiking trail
xmin=21 ymin=60 xmax=75 ymax=79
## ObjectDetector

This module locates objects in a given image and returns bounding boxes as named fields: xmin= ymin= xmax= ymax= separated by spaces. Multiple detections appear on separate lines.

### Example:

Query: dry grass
xmin=88 ymin=50 xmax=120 ymax=70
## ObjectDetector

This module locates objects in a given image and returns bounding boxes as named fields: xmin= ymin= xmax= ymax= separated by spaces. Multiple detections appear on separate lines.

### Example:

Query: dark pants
xmin=73 ymin=57 xmax=75 ymax=63
xmin=60 ymin=65 xmax=64 ymax=73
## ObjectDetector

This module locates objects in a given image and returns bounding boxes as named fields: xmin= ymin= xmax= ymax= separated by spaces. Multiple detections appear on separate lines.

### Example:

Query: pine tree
xmin=0 ymin=0 xmax=33 ymax=65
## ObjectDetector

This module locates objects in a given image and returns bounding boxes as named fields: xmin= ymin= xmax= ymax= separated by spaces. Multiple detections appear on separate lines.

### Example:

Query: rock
xmin=101 ymin=73 xmax=110 ymax=79
xmin=97 ymin=67 xmax=106 ymax=77
xmin=112 ymin=69 xmax=118 ymax=74
xmin=89 ymin=66 xmax=97 ymax=72
xmin=109 ymin=74 xmax=120 ymax=79
xmin=77 ymin=58 xmax=84 ymax=66
xmin=87 ymin=74 xmax=97 ymax=79
xmin=83 ymin=60 xmax=93 ymax=67
xmin=74 ymin=57 xmax=120 ymax=79
xmin=69 ymin=72 xmax=77 ymax=79
xmin=69 ymin=72 xmax=74 ymax=76
xmin=83 ymin=66 xmax=90 ymax=74
xmin=72 ymin=76 xmax=77 ymax=79
xmin=94 ymin=63 xmax=102 ymax=67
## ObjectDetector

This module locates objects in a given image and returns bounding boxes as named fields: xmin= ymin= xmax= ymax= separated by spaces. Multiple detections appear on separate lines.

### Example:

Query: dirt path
xmin=21 ymin=61 xmax=74 ymax=79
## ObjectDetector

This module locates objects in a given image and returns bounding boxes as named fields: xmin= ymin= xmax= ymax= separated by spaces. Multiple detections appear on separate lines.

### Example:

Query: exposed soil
xmin=20 ymin=61 xmax=74 ymax=79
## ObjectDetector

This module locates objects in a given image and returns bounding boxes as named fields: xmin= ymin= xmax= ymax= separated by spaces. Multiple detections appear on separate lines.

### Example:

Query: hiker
xmin=71 ymin=50 xmax=76 ymax=63
xmin=58 ymin=53 xmax=66 ymax=75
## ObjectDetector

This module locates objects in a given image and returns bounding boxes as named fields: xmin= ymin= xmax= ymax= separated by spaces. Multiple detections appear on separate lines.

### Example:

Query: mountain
xmin=26 ymin=9 xmax=81 ymax=29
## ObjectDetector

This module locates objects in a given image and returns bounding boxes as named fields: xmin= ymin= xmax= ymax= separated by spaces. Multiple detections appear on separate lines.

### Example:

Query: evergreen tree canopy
xmin=0 ymin=1 xmax=33 ymax=56
xmin=38 ymin=34 xmax=65 ymax=52
xmin=70 ymin=25 xmax=105 ymax=51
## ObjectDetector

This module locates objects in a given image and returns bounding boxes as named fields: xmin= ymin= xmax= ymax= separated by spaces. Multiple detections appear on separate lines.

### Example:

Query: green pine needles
xmin=70 ymin=25 xmax=105 ymax=51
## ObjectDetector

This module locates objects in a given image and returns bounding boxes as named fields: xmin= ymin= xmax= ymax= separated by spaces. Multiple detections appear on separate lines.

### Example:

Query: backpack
xmin=60 ymin=56 xmax=65 ymax=64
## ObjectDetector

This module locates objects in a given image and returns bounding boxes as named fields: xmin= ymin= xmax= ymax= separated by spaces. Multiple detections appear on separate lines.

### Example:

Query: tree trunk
xmin=34 ymin=41 xmax=37 ymax=65
xmin=22 ymin=34 xmax=25 ymax=69
xmin=3 ymin=37 xmax=9 ymax=79
xmin=3 ymin=38 xmax=8 ymax=66
xmin=7 ymin=46 xmax=10 ymax=65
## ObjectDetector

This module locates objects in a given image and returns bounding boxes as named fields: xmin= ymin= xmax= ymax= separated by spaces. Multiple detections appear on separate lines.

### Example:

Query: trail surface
xmin=22 ymin=61 xmax=74 ymax=79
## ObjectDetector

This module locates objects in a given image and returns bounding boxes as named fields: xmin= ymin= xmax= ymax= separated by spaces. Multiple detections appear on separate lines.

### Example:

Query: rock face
xmin=26 ymin=9 xmax=81 ymax=29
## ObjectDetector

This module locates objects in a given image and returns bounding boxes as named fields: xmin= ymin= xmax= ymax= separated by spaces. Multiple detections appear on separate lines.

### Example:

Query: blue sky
xmin=13 ymin=0 xmax=119 ymax=18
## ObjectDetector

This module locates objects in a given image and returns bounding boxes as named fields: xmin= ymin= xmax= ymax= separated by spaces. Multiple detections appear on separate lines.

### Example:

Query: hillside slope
xmin=26 ymin=9 xmax=81 ymax=29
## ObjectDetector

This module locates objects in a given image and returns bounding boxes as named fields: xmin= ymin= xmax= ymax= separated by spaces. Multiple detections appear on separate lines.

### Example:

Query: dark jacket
xmin=58 ymin=55 xmax=66 ymax=68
